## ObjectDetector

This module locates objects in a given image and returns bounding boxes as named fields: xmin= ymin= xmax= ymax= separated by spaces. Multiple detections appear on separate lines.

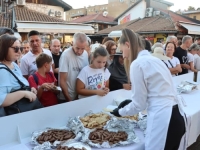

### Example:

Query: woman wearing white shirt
xmin=111 ymin=29 xmax=185 ymax=150
xmin=164 ymin=42 xmax=182 ymax=76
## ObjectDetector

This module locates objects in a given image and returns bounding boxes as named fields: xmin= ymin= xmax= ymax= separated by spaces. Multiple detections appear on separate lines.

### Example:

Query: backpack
xmin=32 ymin=72 xmax=53 ymax=85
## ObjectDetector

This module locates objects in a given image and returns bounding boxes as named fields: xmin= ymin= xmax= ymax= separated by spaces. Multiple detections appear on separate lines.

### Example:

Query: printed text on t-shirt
xmin=87 ymin=73 xmax=105 ymax=90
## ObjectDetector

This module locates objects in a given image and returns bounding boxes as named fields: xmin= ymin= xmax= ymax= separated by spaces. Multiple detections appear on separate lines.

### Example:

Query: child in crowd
xmin=76 ymin=46 xmax=111 ymax=99
xmin=28 ymin=53 xmax=58 ymax=107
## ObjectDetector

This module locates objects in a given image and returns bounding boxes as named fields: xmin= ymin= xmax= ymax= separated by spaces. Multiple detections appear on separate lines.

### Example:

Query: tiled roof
xmin=156 ymin=9 xmax=200 ymax=24
xmin=160 ymin=9 xmax=192 ymax=23
xmin=14 ymin=6 xmax=65 ymax=22
xmin=0 ymin=13 xmax=12 ymax=28
xmin=96 ymin=18 xmax=139 ymax=34
xmin=96 ymin=16 xmax=176 ymax=35
xmin=127 ymin=16 xmax=176 ymax=33
xmin=70 ymin=13 xmax=117 ymax=25
xmin=169 ymin=11 xmax=200 ymax=24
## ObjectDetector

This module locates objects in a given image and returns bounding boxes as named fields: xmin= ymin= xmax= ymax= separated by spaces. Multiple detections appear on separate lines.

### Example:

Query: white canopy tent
xmin=16 ymin=22 xmax=94 ymax=34
xmin=179 ymin=22 xmax=200 ymax=35
xmin=108 ymin=30 xmax=122 ymax=37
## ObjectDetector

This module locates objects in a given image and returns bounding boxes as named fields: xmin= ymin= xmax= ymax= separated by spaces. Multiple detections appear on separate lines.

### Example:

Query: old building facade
xmin=65 ymin=0 xmax=137 ymax=21
xmin=0 ymin=0 xmax=94 ymax=45
xmin=182 ymin=10 xmax=200 ymax=21
xmin=65 ymin=0 xmax=174 ymax=22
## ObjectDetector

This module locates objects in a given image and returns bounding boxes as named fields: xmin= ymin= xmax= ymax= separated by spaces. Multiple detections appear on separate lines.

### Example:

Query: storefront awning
xmin=108 ymin=30 xmax=122 ymax=37
xmin=180 ymin=23 xmax=200 ymax=35
xmin=16 ymin=22 xmax=94 ymax=34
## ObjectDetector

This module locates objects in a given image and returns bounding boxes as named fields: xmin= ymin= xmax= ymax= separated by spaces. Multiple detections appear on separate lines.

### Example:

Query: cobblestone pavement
xmin=187 ymin=135 xmax=200 ymax=150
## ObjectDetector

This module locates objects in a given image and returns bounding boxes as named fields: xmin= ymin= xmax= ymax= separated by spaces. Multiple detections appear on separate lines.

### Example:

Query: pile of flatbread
xmin=80 ymin=113 xmax=110 ymax=129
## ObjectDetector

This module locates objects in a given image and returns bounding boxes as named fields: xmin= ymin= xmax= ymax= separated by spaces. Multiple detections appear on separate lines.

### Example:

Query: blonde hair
xmin=118 ymin=29 xmax=144 ymax=82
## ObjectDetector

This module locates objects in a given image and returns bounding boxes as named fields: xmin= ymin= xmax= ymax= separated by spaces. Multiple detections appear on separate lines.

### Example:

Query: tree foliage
xmin=188 ymin=6 xmax=195 ymax=11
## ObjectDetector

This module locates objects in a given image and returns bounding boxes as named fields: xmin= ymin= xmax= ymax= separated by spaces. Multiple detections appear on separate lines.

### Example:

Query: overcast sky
xmin=65 ymin=0 xmax=199 ymax=11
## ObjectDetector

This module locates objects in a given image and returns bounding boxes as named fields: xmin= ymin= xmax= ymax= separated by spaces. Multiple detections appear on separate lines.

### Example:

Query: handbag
xmin=0 ymin=63 xmax=43 ymax=116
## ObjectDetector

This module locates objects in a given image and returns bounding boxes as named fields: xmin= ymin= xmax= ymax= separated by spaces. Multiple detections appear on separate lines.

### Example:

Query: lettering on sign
xmin=26 ymin=3 xmax=63 ymax=17
xmin=120 ymin=14 xmax=131 ymax=24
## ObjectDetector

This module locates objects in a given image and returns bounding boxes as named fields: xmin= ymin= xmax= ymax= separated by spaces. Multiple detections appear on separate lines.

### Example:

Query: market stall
xmin=0 ymin=72 xmax=199 ymax=150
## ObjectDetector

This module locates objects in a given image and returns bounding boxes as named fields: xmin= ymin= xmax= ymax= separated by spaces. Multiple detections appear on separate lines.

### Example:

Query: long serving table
xmin=0 ymin=89 xmax=145 ymax=150
xmin=0 ymin=72 xmax=200 ymax=150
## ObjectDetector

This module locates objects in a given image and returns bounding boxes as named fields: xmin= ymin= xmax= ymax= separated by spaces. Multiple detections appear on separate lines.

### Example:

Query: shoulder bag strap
xmin=168 ymin=60 xmax=178 ymax=76
xmin=168 ymin=60 xmax=174 ymax=68
xmin=48 ymin=72 xmax=53 ymax=79
xmin=0 ymin=63 xmax=25 ymax=87
xmin=32 ymin=74 xmax=39 ymax=85
xmin=162 ymin=60 xmax=169 ymax=68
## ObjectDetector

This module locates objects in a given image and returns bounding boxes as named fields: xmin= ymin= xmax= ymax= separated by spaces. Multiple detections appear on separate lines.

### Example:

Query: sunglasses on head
xmin=10 ymin=47 xmax=23 ymax=53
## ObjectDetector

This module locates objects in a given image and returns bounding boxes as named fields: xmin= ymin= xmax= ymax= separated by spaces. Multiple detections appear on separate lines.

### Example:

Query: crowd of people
xmin=0 ymin=27 xmax=200 ymax=113
xmin=0 ymin=27 xmax=130 ymax=115
xmin=151 ymin=35 xmax=200 ymax=75
xmin=0 ymin=26 xmax=194 ymax=149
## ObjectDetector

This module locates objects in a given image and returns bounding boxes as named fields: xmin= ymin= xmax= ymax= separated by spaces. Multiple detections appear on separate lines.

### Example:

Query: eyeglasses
xmin=10 ymin=47 xmax=23 ymax=53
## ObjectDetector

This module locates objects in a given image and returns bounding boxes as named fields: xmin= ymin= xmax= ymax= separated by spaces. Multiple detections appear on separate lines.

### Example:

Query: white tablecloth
xmin=181 ymin=89 xmax=200 ymax=147
xmin=0 ymin=86 xmax=200 ymax=150
xmin=3 ymin=130 xmax=144 ymax=150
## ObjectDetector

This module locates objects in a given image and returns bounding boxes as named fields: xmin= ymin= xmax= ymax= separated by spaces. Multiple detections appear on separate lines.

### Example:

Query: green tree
xmin=188 ymin=6 xmax=195 ymax=11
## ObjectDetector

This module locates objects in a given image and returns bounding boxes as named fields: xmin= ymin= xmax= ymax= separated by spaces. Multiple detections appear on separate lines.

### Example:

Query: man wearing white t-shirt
xmin=59 ymin=32 xmax=89 ymax=101
xmin=20 ymin=30 xmax=54 ymax=79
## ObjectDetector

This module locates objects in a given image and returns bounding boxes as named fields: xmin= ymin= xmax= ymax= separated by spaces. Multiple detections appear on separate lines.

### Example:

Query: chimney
xmin=146 ymin=0 xmax=150 ymax=8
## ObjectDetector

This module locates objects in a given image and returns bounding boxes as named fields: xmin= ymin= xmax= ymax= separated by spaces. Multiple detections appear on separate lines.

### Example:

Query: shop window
xmin=98 ymin=24 xmax=108 ymax=31
xmin=64 ymin=35 xmax=73 ymax=43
